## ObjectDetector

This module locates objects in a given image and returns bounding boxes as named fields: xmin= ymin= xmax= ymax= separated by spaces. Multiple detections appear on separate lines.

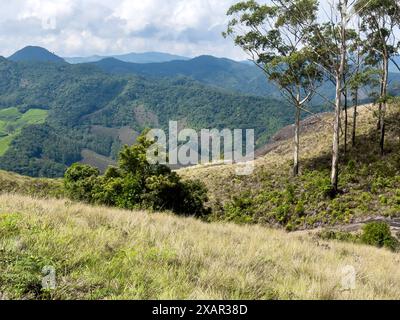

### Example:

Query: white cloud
xmin=0 ymin=0 xmax=246 ymax=60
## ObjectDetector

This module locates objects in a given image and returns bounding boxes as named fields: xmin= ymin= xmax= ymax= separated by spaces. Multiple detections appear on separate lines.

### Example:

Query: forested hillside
xmin=92 ymin=55 xmax=400 ymax=102
xmin=0 ymin=56 xmax=300 ymax=177
xmin=92 ymin=55 xmax=278 ymax=98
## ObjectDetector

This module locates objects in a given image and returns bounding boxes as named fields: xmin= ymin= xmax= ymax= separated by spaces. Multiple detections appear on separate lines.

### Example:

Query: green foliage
xmin=224 ymin=194 xmax=255 ymax=224
xmin=64 ymin=134 xmax=210 ymax=217
xmin=361 ymin=222 xmax=399 ymax=251
xmin=64 ymin=163 xmax=100 ymax=202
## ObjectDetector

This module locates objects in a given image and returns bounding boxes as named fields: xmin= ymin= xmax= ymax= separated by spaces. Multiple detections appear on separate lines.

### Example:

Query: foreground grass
xmin=1 ymin=194 xmax=400 ymax=300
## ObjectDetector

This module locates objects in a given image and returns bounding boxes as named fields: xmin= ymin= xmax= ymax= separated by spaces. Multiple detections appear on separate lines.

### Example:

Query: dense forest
xmin=0 ymin=56 xmax=298 ymax=177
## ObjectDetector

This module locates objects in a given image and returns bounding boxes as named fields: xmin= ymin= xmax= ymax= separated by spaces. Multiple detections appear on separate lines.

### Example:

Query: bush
xmin=223 ymin=195 xmax=254 ymax=224
xmin=64 ymin=164 xmax=99 ymax=202
xmin=361 ymin=222 xmax=398 ymax=251
xmin=317 ymin=230 xmax=359 ymax=243
xmin=64 ymin=133 xmax=209 ymax=217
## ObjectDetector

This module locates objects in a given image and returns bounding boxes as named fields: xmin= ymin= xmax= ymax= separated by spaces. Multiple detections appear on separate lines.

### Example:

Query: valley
xmin=0 ymin=47 xmax=305 ymax=177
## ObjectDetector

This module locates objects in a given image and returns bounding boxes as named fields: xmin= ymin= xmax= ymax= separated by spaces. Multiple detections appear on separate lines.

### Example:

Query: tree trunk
xmin=293 ymin=105 xmax=301 ymax=176
xmin=380 ymin=55 xmax=389 ymax=156
xmin=376 ymin=74 xmax=385 ymax=130
xmin=343 ymin=88 xmax=348 ymax=159
xmin=352 ymin=88 xmax=358 ymax=147
xmin=331 ymin=1 xmax=347 ymax=193
xmin=331 ymin=73 xmax=342 ymax=192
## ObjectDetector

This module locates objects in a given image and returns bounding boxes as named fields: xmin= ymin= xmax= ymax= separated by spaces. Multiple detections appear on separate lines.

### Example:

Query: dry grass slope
xmin=1 ymin=194 xmax=400 ymax=300
xmin=179 ymin=103 xmax=400 ymax=229
xmin=0 ymin=170 xmax=63 ymax=198
xmin=179 ymin=104 xmax=377 ymax=198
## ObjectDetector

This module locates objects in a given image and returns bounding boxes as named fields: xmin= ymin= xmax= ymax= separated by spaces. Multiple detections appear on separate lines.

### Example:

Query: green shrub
xmin=347 ymin=160 xmax=356 ymax=173
xmin=64 ymin=133 xmax=209 ymax=217
xmin=64 ymin=164 xmax=100 ymax=202
xmin=224 ymin=195 xmax=254 ymax=224
xmin=361 ymin=222 xmax=398 ymax=251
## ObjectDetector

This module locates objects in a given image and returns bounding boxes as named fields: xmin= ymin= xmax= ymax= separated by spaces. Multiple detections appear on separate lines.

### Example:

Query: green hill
xmin=1 ymin=102 xmax=400 ymax=300
xmin=0 ymin=57 xmax=309 ymax=178
xmin=92 ymin=55 xmax=400 ymax=103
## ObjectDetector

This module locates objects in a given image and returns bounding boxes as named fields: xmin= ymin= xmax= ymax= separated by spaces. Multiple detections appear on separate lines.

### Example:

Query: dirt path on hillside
xmin=298 ymin=216 xmax=400 ymax=238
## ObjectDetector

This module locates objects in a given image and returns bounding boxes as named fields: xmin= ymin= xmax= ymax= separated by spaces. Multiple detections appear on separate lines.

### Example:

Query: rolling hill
xmin=0 ymin=101 xmax=399 ymax=299
xmin=2 ymin=46 xmax=398 ymax=180
xmin=1 ymin=192 xmax=400 ymax=300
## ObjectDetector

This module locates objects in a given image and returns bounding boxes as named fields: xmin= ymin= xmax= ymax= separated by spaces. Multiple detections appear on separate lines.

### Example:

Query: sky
xmin=0 ymin=0 xmax=248 ymax=60
xmin=1 ymin=0 xmax=397 ymax=60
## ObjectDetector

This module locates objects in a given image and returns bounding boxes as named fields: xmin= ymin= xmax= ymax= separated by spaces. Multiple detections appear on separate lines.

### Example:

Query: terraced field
xmin=0 ymin=108 xmax=48 ymax=156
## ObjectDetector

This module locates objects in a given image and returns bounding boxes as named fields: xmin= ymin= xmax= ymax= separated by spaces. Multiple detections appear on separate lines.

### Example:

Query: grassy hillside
xmin=1 ymin=193 xmax=400 ymax=300
xmin=180 ymin=102 xmax=400 ymax=230
xmin=0 ymin=170 xmax=63 ymax=198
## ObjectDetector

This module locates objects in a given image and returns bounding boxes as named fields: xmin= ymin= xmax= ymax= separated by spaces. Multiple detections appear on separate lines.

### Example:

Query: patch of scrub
xmin=0 ymin=108 xmax=48 ymax=156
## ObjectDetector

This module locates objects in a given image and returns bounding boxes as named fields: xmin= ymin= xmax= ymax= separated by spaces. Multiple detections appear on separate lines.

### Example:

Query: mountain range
xmin=0 ymin=46 xmax=306 ymax=177
xmin=91 ymin=56 xmax=278 ymax=98
xmin=6 ymin=46 xmax=400 ymax=100
xmin=0 ymin=46 xmax=399 ymax=178
xmin=64 ymin=52 xmax=190 ymax=64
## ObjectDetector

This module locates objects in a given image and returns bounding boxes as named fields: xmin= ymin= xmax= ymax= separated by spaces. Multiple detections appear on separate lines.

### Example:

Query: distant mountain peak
xmin=100 ymin=57 xmax=125 ymax=63
xmin=8 ymin=46 xmax=65 ymax=63
xmin=64 ymin=51 xmax=189 ymax=64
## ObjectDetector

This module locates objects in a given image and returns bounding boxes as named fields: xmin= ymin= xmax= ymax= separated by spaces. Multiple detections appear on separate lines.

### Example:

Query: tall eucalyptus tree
xmin=224 ymin=0 xmax=321 ymax=176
